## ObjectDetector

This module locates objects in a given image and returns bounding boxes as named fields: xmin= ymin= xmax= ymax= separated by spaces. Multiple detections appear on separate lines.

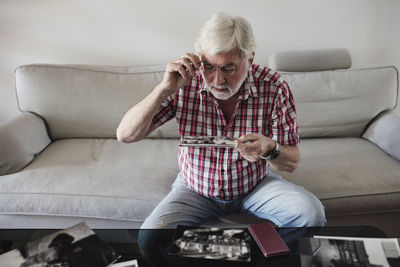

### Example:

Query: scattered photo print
xmin=299 ymin=236 xmax=400 ymax=267
xmin=0 ymin=222 xmax=120 ymax=267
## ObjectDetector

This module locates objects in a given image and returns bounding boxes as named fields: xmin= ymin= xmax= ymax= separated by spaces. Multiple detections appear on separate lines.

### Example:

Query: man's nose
xmin=214 ymin=68 xmax=225 ymax=86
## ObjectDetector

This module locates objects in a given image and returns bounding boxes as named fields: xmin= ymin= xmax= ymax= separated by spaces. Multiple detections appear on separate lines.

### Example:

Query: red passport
xmin=248 ymin=223 xmax=290 ymax=257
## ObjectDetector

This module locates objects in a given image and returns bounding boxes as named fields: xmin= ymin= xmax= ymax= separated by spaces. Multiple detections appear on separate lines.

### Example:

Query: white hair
xmin=194 ymin=12 xmax=257 ymax=59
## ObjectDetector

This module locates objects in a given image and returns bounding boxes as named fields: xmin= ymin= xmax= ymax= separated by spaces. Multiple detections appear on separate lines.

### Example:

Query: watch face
xmin=270 ymin=149 xmax=280 ymax=160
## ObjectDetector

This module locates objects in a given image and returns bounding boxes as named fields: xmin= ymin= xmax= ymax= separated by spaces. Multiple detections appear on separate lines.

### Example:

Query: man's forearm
xmin=116 ymin=53 xmax=201 ymax=143
xmin=268 ymin=144 xmax=299 ymax=173
xmin=235 ymin=133 xmax=300 ymax=173
xmin=116 ymin=85 xmax=167 ymax=143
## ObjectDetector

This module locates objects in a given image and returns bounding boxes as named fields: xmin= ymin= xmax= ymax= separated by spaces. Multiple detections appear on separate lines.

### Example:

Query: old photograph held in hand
xmin=179 ymin=136 xmax=237 ymax=148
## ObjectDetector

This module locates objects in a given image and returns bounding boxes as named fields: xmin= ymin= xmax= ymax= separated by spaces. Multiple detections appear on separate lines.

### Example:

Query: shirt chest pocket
xmin=235 ymin=113 xmax=265 ymax=136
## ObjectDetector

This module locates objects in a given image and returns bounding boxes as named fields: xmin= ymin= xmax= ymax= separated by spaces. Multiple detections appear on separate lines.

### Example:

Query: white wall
xmin=1 ymin=0 xmax=399 ymax=123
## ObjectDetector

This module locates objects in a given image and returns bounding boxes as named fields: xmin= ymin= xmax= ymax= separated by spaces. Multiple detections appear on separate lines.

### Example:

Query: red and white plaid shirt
xmin=152 ymin=64 xmax=299 ymax=200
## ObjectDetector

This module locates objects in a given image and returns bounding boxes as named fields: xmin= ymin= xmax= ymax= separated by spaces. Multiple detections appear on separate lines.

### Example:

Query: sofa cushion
xmin=0 ymin=113 xmax=51 ymax=175
xmin=281 ymin=67 xmax=398 ymax=138
xmin=15 ymin=64 xmax=180 ymax=140
xmin=278 ymin=138 xmax=400 ymax=216
xmin=0 ymin=139 xmax=180 ymax=224
xmin=269 ymin=48 xmax=352 ymax=72
xmin=1 ymin=137 xmax=398 ymax=226
xmin=363 ymin=111 xmax=400 ymax=162
xmin=15 ymin=64 xmax=398 ymax=140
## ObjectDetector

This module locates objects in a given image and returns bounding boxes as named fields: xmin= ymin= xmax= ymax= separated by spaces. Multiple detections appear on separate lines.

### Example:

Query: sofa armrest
xmin=363 ymin=111 xmax=400 ymax=161
xmin=0 ymin=113 xmax=51 ymax=175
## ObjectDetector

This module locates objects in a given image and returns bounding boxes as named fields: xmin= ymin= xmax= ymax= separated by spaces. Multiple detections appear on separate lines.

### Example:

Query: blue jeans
xmin=140 ymin=170 xmax=326 ymax=229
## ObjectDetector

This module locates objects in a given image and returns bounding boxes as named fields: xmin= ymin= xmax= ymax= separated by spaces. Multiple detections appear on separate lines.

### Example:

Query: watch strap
xmin=260 ymin=142 xmax=280 ymax=160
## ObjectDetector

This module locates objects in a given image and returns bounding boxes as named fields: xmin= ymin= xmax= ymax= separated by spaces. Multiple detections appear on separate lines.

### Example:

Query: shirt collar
xmin=197 ymin=65 xmax=259 ymax=100
xmin=241 ymin=65 xmax=258 ymax=100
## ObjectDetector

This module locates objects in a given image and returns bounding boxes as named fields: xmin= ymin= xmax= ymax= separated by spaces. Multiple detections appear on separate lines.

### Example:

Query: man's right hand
xmin=158 ymin=53 xmax=201 ymax=97
xmin=117 ymin=53 xmax=201 ymax=143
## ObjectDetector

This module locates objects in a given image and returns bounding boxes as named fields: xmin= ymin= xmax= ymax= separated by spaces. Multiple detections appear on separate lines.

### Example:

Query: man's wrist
xmin=260 ymin=141 xmax=280 ymax=160
xmin=155 ymin=83 xmax=173 ymax=100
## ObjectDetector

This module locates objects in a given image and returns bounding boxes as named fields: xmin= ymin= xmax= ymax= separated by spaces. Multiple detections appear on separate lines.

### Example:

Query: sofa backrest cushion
xmin=15 ymin=64 xmax=398 ymax=140
xmin=15 ymin=64 xmax=180 ymax=140
xmin=269 ymin=48 xmax=352 ymax=72
xmin=281 ymin=66 xmax=398 ymax=138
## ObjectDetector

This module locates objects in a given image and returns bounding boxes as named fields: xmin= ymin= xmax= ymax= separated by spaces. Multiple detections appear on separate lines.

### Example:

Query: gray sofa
xmin=1 ymin=49 xmax=399 ymax=236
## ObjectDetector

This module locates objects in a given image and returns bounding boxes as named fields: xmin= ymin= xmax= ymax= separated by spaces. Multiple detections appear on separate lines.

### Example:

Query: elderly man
xmin=116 ymin=12 xmax=325 ymax=230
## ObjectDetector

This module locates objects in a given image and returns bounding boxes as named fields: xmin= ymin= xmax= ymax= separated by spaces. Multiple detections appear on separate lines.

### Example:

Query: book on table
xmin=247 ymin=222 xmax=291 ymax=257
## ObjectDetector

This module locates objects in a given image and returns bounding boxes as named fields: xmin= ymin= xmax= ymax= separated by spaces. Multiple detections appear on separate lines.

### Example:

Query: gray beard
xmin=201 ymin=64 xmax=249 ymax=100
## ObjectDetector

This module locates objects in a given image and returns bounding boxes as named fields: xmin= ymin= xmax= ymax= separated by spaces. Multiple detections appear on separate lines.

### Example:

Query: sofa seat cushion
xmin=2 ymin=137 xmax=399 ymax=227
xmin=0 ymin=139 xmax=180 ymax=223
xmin=279 ymin=138 xmax=400 ymax=217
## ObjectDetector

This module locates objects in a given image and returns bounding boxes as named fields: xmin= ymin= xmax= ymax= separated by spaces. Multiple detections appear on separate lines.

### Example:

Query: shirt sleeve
xmin=151 ymin=94 xmax=176 ymax=127
xmin=270 ymin=80 xmax=300 ymax=146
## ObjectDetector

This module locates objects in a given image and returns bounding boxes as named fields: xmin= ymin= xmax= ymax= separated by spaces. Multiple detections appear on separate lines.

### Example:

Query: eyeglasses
xmin=200 ymin=61 xmax=237 ymax=76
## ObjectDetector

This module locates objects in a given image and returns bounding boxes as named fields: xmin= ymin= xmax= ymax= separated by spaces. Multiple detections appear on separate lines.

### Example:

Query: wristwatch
xmin=260 ymin=141 xmax=280 ymax=160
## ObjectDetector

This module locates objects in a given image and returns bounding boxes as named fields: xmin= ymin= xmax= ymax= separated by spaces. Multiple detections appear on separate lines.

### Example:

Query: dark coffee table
xmin=0 ymin=226 xmax=387 ymax=267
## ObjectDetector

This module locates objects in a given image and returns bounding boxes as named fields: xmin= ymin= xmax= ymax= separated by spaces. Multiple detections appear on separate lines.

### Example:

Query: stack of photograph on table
xmin=169 ymin=225 xmax=251 ymax=262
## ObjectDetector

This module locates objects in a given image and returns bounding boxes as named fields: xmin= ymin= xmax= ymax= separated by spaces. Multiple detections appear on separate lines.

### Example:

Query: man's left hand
xmin=235 ymin=133 xmax=275 ymax=162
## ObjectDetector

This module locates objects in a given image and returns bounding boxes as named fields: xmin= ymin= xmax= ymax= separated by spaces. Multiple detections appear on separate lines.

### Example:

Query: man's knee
xmin=140 ymin=211 xmax=189 ymax=230
xmin=289 ymin=193 xmax=326 ymax=227
xmin=255 ymin=192 xmax=326 ymax=227
xmin=140 ymin=208 xmax=211 ymax=230
xmin=140 ymin=214 xmax=175 ymax=230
